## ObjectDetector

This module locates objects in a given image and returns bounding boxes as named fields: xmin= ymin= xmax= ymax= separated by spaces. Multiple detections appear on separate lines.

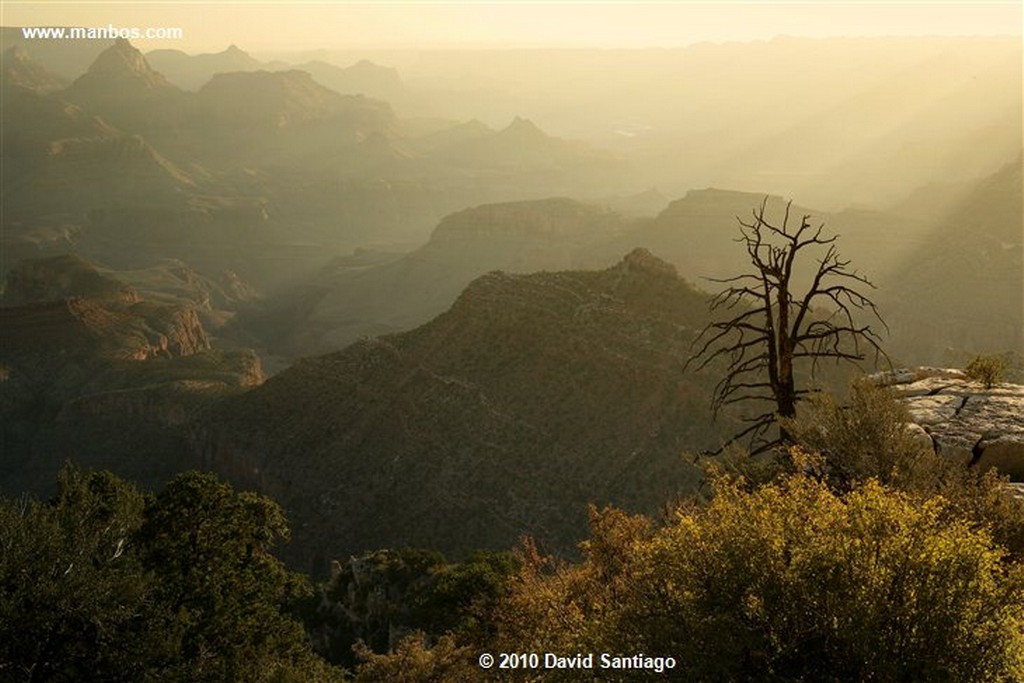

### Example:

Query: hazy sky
xmin=2 ymin=2 xmax=1020 ymax=52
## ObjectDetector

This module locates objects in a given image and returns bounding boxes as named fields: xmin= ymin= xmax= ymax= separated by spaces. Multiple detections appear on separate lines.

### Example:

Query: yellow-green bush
xmin=487 ymin=475 xmax=1024 ymax=682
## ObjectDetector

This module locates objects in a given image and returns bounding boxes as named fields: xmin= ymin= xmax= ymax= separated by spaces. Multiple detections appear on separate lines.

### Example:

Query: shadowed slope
xmin=200 ymin=250 xmax=726 ymax=573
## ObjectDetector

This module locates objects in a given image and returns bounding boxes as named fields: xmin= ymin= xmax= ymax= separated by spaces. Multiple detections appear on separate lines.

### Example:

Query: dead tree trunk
xmin=686 ymin=197 xmax=888 ymax=453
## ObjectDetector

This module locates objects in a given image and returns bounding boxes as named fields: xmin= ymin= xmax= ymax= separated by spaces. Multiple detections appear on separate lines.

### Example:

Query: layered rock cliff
xmin=0 ymin=255 xmax=263 ymax=495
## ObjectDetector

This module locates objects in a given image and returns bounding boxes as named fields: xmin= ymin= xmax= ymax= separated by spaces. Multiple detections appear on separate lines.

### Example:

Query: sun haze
xmin=2 ymin=2 xmax=1020 ymax=52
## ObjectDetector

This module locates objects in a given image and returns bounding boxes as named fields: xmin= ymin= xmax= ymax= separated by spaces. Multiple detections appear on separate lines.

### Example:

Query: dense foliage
xmin=302 ymin=548 xmax=518 ymax=670
xmin=0 ymin=468 xmax=154 ymax=682
xmin=362 ymin=471 xmax=1024 ymax=682
xmin=0 ymin=467 xmax=341 ymax=682
xmin=5 ymin=383 xmax=1024 ymax=681
xmin=350 ymin=384 xmax=1024 ymax=682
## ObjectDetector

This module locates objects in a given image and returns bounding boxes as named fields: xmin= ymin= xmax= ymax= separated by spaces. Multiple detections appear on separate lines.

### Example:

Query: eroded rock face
xmin=872 ymin=367 xmax=1024 ymax=479
xmin=0 ymin=253 xmax=265 ymax=496
xmin=2 ymin=254 xmax=140 ymax=306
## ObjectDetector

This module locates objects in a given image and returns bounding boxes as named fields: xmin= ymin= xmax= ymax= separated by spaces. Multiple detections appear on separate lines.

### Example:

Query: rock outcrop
xmin=2 ymin=257 xmax=212 ymax=363
xmin=61 ymin=38 xmax=183 ymax=132
xmin=0 ymin=254 xmax=264 ymax=496
xmin=1 ymin=45 xmax=65 ymax=93
xmin=2 ymin=253 xmax=139 ymax=306
xmin=872 ymin=367 xmax=1024 ymax=480
xmin=63 ymin=37 xmax=178 ymax=103
xmin=1 ymin=296 xmax=209 ymax=361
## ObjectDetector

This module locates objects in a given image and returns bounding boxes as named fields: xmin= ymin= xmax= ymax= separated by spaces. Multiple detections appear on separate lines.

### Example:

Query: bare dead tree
xmin=686 ymin=197 xmax=889 ymax=454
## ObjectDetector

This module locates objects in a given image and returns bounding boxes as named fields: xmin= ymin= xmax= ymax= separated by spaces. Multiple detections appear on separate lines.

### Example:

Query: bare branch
xmin=685 ymin=196 xmax=890 ymax=454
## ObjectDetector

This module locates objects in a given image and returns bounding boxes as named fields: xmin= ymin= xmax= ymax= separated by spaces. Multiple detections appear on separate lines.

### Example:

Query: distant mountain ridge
xmin=196 ymin=69 xmax=388 ymax=129
xmin=257 ymin=188 xmax=935 ymax=359
xmin=61 ymin=38 xmax=181 ymax=131
xmin=881 ymin=157 xmax=1023 ymax=362
xmin=3 ymin=39 xmax=627 ymax=287
xmin=145 ymin=42 xmax=405 ymax=102
xmin=0 ymin=26 xmax=111 ymax=79
xmin=437 ymin=115 xmax=619 ymax=170
xmin=199 ymin=250 xmax=727 ymax=573
xmin=145 ymin=44 xmax=264 ymax=90
xmin=286 ymin=58 xmax=404 ymax=102
xmin=252 ymin=197 xmax=632 ymax=354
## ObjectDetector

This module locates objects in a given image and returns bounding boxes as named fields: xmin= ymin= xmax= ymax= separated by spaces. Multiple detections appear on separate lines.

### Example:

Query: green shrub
xmin=354 ymin=634 xmax=479 ymax=682
xmin=0 ymin=466 xmax=343 ymax=683
xmin=632 ymin=476 xmax=1024 ymax=682
xmin=967 ymin=354 xmax=1006 ymax=388
xmin=782 ymin=380 xmax=1024 ymax=559
xmin=782 ymin=380 xmax=939 ymax=491
xmin=489 ymin=475 xmax=1024 ymax=682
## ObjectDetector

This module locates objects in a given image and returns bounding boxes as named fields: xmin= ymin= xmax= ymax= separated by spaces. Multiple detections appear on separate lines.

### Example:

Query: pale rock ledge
xmin=869 ymin=367 xmax=1024 ymax=480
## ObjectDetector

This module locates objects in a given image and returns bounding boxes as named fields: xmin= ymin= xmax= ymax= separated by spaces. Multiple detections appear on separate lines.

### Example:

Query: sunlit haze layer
xmin=3 ymin=2 xmax=1020 ymax=52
